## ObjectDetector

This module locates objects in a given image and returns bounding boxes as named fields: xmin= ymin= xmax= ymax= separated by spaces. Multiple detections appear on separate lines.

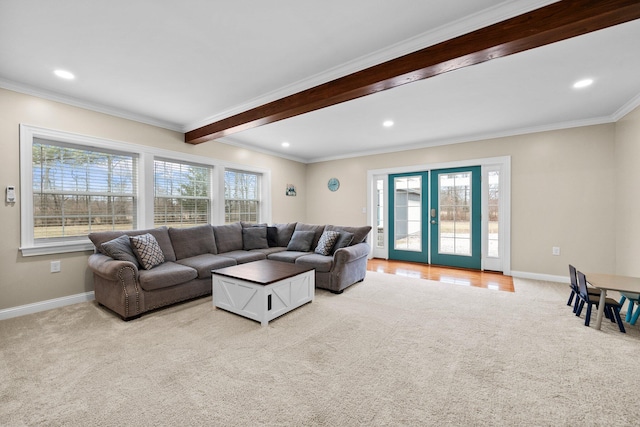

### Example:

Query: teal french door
xmin=430 ymin=167 xmax=481 ymax=269
xmin=388 ymin=172 xmax=429 ymax=263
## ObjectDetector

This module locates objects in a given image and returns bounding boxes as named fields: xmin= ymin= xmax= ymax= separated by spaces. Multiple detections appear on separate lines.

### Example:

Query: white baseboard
xmin=0 ymin=291 xmax=95 ymax=321
xmin=511 ymin=271 xmax=569 ymax=283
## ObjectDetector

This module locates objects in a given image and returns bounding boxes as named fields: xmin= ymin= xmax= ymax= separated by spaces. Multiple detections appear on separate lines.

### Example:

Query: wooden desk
xmin=585 ymin=273 xmax=640 ymax=330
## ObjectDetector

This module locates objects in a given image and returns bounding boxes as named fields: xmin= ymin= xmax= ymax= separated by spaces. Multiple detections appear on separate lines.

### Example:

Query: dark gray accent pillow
xmin=287 ymin=230 xmax=315 ymax=252
xmin=243 ymin=227 xmax=269 ymax=250
xmin=267 ymin=226 xmax=278 ymax=247
xmin=332 ymin=231 xmax=354 ymax=254
xmin=101 ymin=235 xmax=140 ymax=267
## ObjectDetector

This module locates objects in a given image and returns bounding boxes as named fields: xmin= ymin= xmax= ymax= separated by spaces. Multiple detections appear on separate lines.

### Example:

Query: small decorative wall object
xmin=286 ymin=184 xmax=297 ymax=196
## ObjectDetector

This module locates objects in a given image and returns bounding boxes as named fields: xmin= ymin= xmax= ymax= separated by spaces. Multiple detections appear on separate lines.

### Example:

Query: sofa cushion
xmin=294 ymin=223 xmax=326 ymax=249
xmin=332 ymin=231 xmax=354 ymax=254
xmin=169 ymin=224 xmax=218 ymax=259
xmin=100 ymin=235 xmax=140 ymax=268
xmin=138 ymin=262 xmax=198 ymax=291
xmin=267 ymin=251 xmax=311 ymax=263
xmin=242 ymin=227 xmax=268 ymax=250
xmin=287 ymin=231 xmax=315 ymax=252
xmin=325 ymin=225 xmax=372 ymax=245
xmin=251 ymin=247 xmax=287 ymax=256
xmin=314 ymin=230 xmax=340 ymax=256
xmin=177 ymin=254 xmax=236 ymax=279
xmin=273 ymin=222 xmax=297 ymax=247
xmin=89 ymin=226 xmax=176 ymax=262
xmin=212 ymin=222 xmax=243 ymax=253
xmin=217 ymin=250 xmax=266 ymax=264
xmin=130 ymin=234 xmax=165 ymax=270
xmin=295 ymin=254 xmax=334 ymax=273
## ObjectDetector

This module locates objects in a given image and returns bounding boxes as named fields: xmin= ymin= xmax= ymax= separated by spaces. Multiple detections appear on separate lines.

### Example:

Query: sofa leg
xmin=330 ymin=289 xmax=344 ymax=294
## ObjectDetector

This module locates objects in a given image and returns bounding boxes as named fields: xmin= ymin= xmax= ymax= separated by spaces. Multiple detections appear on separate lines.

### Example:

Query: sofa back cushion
xmin=273 ymin=222 xmax=297 ymax=247
xmin=169 ymin=224 xmax=217 ymax=259
xmin=294 ymin=223 xmax=326 ymax=250
xmin=89 ymin=226 xmax=176 ymax=262
xmin=325 ymin=225 xmax=372 ymax=245
xmin=212 ymin=222 xmax=243 ymax=253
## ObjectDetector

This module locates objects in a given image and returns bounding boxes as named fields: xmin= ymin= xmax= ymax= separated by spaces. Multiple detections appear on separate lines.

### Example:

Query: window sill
xmin=20 ymin=241 xmax=95 ymax=257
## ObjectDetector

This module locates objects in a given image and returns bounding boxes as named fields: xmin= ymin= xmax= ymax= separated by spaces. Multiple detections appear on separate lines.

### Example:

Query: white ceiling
xmin=1 ymin=1 xmax=639 ymax=163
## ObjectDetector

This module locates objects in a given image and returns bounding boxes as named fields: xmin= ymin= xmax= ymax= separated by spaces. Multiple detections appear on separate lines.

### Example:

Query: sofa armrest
xmin=88 ymin=253 xmax=138 ymax=282
xmin=333 ymin=242 xmax=370 ymax=266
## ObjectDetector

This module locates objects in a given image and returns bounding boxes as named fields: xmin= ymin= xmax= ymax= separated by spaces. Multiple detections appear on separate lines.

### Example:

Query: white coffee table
xmin=212 ymin=259 xmax=315 ymax=326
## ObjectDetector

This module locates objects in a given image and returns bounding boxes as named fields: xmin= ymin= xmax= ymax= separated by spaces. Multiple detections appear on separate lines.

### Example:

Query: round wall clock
xmin=327 ymin=177 xmax=340 ymax=192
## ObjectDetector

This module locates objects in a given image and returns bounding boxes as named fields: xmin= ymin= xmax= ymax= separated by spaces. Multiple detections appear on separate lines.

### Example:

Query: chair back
xmin=569 ymin=264 xmax=578 ymax=291
xmin=576 ymin=271 xmax=591 ymax=302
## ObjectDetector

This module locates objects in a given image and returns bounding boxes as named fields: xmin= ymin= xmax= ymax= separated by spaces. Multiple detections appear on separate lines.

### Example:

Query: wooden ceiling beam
xmin=185 ymin=0 xmax=640 ymax=144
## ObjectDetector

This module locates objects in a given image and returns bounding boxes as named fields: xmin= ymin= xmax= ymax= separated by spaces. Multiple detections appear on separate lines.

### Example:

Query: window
xmin=154 ymin=159 xmax=211 ymax=228
xmin=32 ymin=138 xmax=137 ymax=241
xmin=20 ymin=124 xmax=271 ymax=256
xmin=224 ymin=170 xmax=260 ymax=223
xmin=487 ymin=170 xmax=500 ymax=258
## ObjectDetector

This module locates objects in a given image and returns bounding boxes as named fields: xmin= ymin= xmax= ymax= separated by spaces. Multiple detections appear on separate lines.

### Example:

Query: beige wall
xmin=615 ymin=106 xmax=640 ymax=276
xmin=2 ymin=86 xmax=636 ymax=312
xmin=307 ymin=124 xmax=617 ymax=277
xmin=0 ymin=88 xmax=306 ymax=310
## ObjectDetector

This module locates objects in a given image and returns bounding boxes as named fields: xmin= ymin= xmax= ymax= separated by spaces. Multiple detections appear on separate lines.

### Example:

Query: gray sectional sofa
xmin=88 ymin=222 xmax=371 ymax=320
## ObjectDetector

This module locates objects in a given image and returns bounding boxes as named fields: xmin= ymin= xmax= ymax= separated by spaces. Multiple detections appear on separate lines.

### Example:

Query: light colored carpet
xmin=1 ymin=272 xmax=639 ymax=426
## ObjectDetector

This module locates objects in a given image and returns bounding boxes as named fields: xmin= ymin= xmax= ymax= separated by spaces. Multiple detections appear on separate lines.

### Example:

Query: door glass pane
xmin=488 ymin=170 xmax=500 ymax=258
xmin=394 ymin=176 xmax=421 ymax=251
xmin=439 ymin=172 xmax=472 ymax=256
xmin=376 ymin=178 xmax=384 ymax=248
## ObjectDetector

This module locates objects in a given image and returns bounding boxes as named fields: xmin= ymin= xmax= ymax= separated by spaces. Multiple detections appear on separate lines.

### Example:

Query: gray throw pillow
xmin=101 ymin=235 xmax=140 ymax=267
xmin=287 ymin=230 xmax=315 ymax=252
xmin=332 ymin=231 xmax=354 ymax=254
xmin=243 ymin=227 xmax=269 ymax=250
xmin=315 ymin=230 xmax=340 ymax=256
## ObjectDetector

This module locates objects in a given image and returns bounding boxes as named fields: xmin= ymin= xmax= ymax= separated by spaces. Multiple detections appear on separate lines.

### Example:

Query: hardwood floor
xmin=367 ymin=259 xmax=514 ymax=292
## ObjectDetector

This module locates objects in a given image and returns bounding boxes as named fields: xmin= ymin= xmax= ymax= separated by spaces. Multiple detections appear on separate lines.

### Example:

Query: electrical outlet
xmin=51 ymin=260 xmax=61 ymax=273
xmin=552 ymin=247 xmax=560 ymax=256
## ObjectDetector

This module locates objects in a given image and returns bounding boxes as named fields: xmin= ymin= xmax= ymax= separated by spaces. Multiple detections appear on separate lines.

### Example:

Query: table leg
xmin=595 ymin=289 xmax=606 ymax=330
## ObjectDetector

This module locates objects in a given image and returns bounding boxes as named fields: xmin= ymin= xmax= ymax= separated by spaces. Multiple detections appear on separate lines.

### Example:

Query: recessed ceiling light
xmin=573 ymin=78 xmax=593 ymax=89
xmin=383 ymin=120 xmax=394 ymax=127
xmin=281 ymin=142 xmax=290 ymax=148
xmin=54 ymin=69 xmax=75 ymax=80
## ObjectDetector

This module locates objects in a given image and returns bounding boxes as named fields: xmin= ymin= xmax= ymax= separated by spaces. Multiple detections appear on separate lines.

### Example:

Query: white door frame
xmin=366 ymin=156 xmax=511 ymax=275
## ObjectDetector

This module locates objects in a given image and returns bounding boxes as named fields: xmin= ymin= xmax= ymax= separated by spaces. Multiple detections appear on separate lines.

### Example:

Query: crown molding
xmin=216 ymin=136 xmax=309 ymax=164
xmin=612 ymin=91 xmax=640 ymax=121
xmin=306 ymin=115 xmax=616 ymax=164
xmin=0 ymin=78 xmax=184 ymax=132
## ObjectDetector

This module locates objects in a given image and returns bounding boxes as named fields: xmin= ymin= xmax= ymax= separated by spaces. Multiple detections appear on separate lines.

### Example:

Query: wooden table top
xmin=211 ymin=259 xmax=314 ymax=285
xmin=585 ymin=273 xmax=640 ymax=294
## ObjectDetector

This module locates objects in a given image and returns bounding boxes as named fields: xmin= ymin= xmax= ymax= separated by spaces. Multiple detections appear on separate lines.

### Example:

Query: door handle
xmin=431 ymin=220 xmax=437 ymax=224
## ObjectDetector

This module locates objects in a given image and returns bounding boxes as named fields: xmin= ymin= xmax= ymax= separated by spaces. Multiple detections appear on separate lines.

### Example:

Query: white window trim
xmin=19 ymin=124 xmax=271 ymax=256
